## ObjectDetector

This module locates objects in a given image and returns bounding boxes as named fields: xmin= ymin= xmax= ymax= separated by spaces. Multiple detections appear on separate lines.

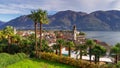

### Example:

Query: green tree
xmin=27 ymin=34 xmax=37 ymax=48
xmin=52 ymin=44 xmax=59 ymax=55
xmin=86 ymin=39 xmax=95 ymax=63
xmin=0 ymin=43 xmax=7 ymax=53
xmin=11 ymin=34 xmax=22 ymax=45
xmin=110 ymin=43 xmax=120 ymax=64
xmin=91 ymin=45 xmax=106 ymax=64
xmin=0 ymin=31 xmax=3 ymax=41
xmin=19 ymin=38 xmax=32 ymax=54
xmin=37 ymin=9 xmax=49 ymax=53
xmin=41 ymin=39 xmax=53 ymax=52
xmin=75 ymin=44 xmax=87 ymax=59
xmin=65 ymin=41 xmax=74 ymax=57
xmin=57 ymin=39 xmax=64 ymax=56
xmin=0 ymin=31 xmax=7 ymax=53
xmin=29 ymin=10 xmax=39 ymax=57
xmin=115 ymin=43 xmax=120 ymax=62
xmin=2 ymin=26 xmax=14 ymax=52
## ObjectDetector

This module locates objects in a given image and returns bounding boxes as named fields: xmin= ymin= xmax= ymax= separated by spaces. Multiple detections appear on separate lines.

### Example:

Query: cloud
xmin=0 ymin=0 xmax=120 ymax=14
xmin=0 ymin=9 xmax=21 ymax=14
xmin=111 ymin=0 xmax=120 ymax=10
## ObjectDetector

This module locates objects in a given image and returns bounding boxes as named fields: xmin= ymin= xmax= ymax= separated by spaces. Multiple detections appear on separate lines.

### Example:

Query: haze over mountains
xmin=1 ymin=10 xmax=120 ymax=31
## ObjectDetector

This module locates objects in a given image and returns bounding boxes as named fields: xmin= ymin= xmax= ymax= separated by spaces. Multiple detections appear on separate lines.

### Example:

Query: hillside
xmin=0 ymin=21 xmax=4 ymax=26
xmin=1 ymin=10 xmax=120 ymax=31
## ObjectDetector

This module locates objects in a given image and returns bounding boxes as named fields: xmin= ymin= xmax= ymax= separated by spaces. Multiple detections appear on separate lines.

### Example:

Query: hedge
xmin=39 ymin=52 xmax=120 ymax=68
xmin=39 ymin=52 xmax=99 ymax=68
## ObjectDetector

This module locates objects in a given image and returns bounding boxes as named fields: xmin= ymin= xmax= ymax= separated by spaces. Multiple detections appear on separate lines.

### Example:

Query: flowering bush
xmin=39 ymin=52 xmax=99 ymax=68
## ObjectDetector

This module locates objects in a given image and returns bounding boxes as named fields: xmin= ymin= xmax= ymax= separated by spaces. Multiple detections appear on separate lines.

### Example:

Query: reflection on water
xmin=84 ymin=31 xmax=120 ymax=46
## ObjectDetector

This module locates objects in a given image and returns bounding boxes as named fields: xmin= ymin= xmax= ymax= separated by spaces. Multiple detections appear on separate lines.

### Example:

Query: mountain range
xmin=1 ymin=10 xmax=120 ymax=31
xmin=0 ymin=21 xmax=4 ymax=26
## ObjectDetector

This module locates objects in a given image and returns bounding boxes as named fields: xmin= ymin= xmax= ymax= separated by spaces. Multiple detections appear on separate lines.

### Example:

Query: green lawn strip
xmin=0 ymin=53 xmax=27 ymax=68
xmin=7 ymin=58 xmax=76 ymax=68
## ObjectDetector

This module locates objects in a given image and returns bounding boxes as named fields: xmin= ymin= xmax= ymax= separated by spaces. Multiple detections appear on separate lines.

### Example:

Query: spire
xmin=73 ymin=25 xmax=76 ymax=31
xmin=13 ymin=27 xmax=17 ymax=34
xmin=73 ymin=25 xmax=77 ymax=41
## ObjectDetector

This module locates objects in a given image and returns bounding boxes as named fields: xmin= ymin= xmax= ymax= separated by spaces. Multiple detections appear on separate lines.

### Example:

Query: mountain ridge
xmin=1 ymin=10 xmax=120 ymax=31
xmin=0 ymin=21 xmax=4 ymax=26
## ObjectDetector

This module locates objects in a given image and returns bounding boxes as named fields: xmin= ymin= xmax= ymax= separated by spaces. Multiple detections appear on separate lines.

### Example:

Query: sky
xmin=0 ymin=0 xmax=120 ymax=22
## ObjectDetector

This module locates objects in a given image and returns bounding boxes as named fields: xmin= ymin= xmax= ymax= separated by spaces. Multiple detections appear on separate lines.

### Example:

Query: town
xmin=1 ymin=6 xmax=120 ymax=67
xmin=12 ymin=25 xmax=113 ymax=63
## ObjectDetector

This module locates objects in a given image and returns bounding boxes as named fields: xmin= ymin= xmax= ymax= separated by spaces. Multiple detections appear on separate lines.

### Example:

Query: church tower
xmin=73 ymin=25 xmax=77 ymax=41
xmin=13 ymin=27 xmax=17 ymax=34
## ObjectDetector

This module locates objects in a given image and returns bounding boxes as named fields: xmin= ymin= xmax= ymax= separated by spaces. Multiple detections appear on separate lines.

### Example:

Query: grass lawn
xmin=0 ymin=53 xmax=26 ymax=68
xmin=7 ymin=58 xmax=76 ymax=68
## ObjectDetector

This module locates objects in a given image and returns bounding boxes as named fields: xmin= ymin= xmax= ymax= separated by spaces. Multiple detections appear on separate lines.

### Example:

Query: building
xmin=60 ymin=25 xmax=86 ymax=45
xmin=72 ymin=25 xmax=86 ymax=45
xmin=73 ymin=25 xmax=77 ymax=41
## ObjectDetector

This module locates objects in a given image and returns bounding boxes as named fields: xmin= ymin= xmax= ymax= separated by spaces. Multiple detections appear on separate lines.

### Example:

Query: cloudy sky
xmin=0 ymin=0 xmax=120 ymax=22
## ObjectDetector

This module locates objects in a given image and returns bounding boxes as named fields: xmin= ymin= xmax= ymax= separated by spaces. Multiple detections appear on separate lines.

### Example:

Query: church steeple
xmin=13 ymin=27 xmax=17 ymax=34
xmin=73 ymin=25 xmax=76 ymax=31
xmin=73 ymin=25 xmax=77 ymax=41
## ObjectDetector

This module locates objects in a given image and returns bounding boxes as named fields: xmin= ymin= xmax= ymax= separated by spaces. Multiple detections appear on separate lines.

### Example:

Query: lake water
xmin=84 ymin=31 xmax=120 ymax=46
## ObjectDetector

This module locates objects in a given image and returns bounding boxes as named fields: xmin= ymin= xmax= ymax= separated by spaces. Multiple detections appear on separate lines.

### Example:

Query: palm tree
xmin=115 ymin=43 xmax=120 ymax=61
xmin=37 ymin=9 xmax=49 ymax=53
xmin=86 ymin=39 xmax=95 ymax=63
xmin=111 ymin=46 xmax=119 ymax=64
xmin=0 ymin=31 xmax=2 ymax=37
xmin=52 ymin=44 xmax=59 ymax=55
xmin=2 ymin=26 xmax=14 ymax=52
xmin=28 ymin=10 xmax=38 ymax=57
xmin=110 ymin=45 xmax=120 ymax=64
xmin=11 ymin=34 xmax=22 ymax=45
xmin=0 ymin=31 xmax=4 ymax=41
xmin=91 ymin=45 xmax=106 ymax=64
xmin=75 ymin=44 xmax=87 ymax=59
xmin=65 ymin=41 xmax=74 ymax=57
xmin=57 ymin=39 xmax=64 ymax=56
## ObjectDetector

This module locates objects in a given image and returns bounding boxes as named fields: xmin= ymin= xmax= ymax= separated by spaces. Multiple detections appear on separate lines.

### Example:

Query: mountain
xmin=0 ymin=15 xmax=34 ymax=30
xmin=1 ymin=10 xmax=120 ymax=31
xmin=89 ymin=10 xmax=120 ymax=31
xmin=0 ymin=21 xmax=4 ymax=26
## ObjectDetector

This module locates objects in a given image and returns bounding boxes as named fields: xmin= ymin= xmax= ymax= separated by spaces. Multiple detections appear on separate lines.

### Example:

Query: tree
xmin=115 ymin=43 xmax=120 ymax=61
xmin=57 ymin=39 xmax=64 ymax=56
xmin=2 ymin=26 xmax=14 ymax=52
xmin=86 ymin=39 xmax=95 ymax=63
xmin=11 ymin=34 xmax=22 ymax=45
xmin=28 ymin=10 xmax=39 ymax=57
xmin=37 ymin=9 xmax=49 ymax=53
xmin=75 ymin=44 xmax=87 ymax=59
xmin=110 ymin=45 xmax=120 ymax=64
xmin=19 ymin=38 xmax=32 ymax=54
xmin=41 ymin=39 xmax=53 ymax=52
xmin=0 ymin=31 xmax=7 ymax=53
xmin=52 ymin=44 xmax=59 ymax=55
xmin=115 ymin=43 xmax=120 ymax=48
xmin=0 ymin=31 xmax=3 ymax=41
xmin=91 ymin=45 xmax=106 ymax=64
xmin=65 ymin=41 xmax=74 ymax=57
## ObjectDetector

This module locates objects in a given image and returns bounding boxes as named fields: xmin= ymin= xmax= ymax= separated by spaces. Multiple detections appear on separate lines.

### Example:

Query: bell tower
xmin=73 ymin=25 xmax=77 ymax=41
xmin=13 ymin=27 xmax=17 ymax=34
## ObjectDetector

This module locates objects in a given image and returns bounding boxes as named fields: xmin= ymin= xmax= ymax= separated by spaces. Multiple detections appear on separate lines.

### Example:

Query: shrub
xmin=39 ymin=52 xmax=120 ymax=68
xmin=0 ymin=53 xmax=27 ymax=68
xmin=116 ymin=61 xmax=120 ymax=68
xmin=39 ymin=52 xmax=99 ymax=68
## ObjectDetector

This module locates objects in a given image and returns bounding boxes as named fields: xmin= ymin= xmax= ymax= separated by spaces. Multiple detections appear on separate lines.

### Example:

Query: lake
xmin=84 ymin=31 xmax=120 ymax=46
